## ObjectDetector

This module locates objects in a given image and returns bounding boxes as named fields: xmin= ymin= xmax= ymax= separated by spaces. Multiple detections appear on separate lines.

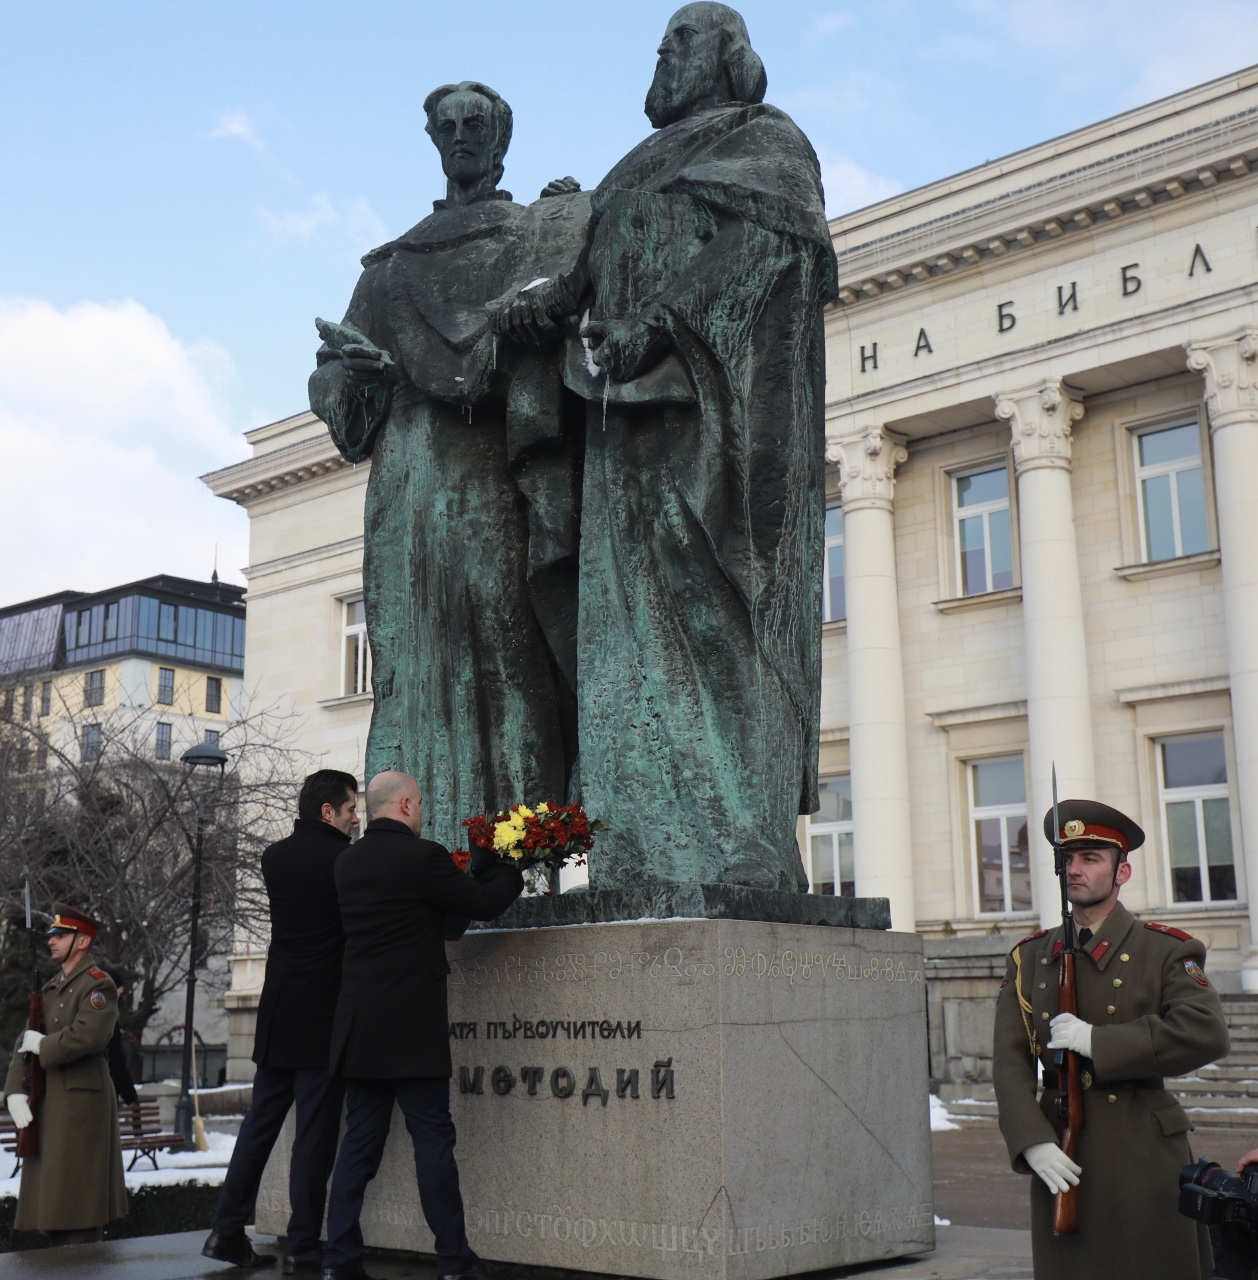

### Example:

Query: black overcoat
xmin=330 ymin=817 xmax=523 ymax=1079
xmin=252 ymin=817 xmax=351 ymax=1070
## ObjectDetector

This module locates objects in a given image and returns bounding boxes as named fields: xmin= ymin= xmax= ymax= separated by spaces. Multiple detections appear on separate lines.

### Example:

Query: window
xmin=81 ymin=724 xmax=102 ymax=762
xmin=104 ymin=601 xmax=119 ymax=641
xmin=21 ymin=685 xmax=32 ymax=720
xmin=1 ymin=688 xmax=10 ymax=718
xmin=40 ymin=682 xmax=51 ymax=716
xmin=205 ymin=676 xmax=222 ymax=714
xmin=157 ymin=667 xmax=175 ymax=705
xmin=203 ymin=729 xmax=220 ymax=748
xmin=158 ymin=603 xmax=177 ymax=642
xmin=808 ymin=776 xmax=855 ymax=896
xmin=342 ymin=598 xmax=371 ymax=696
xmin=76 ymin=609 xmax=91 ymax=647
xmin=971 ymin=754 xmax=1031 ymax=914
xmin=17 ymin=739 xmax=30 ymax=773
xmin=36 ymin=739 xmax=48 ymax=771
xmin=822 ymin=506 xmax=846 ymax=623
xmin=84 ymin=669 xmax=105 ymax=708
xmin=954 ymin=465 xmax=1014 ymax=596
xmin=1135 ymin=423 xmax=1209 ymax=563
xmin=155 ymin=722 xmax=172 ymax=761
xmin=1159 ymin=731 xmax=1235 ymax=902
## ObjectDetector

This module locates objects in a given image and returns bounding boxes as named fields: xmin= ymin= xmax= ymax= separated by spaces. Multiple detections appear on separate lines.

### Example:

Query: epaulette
xmin=1145 ymin=922 xmax=1194 ymax=943
xmin=88 ymin=968 xmax=107 ymax=980
xmin=1012 ymin=929 xmax=1046 ymax=952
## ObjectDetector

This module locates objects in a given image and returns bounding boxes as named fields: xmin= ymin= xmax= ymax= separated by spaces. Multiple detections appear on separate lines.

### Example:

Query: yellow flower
xmin=516 ymin=805 xmax=534 ymax=820
xmin=508 ymin=811 xmax=526 ymax=830
xmin=493 ymin=821 xmax=519 ymax=853
xmin=536 ymin=802 xmax=550 ymax=814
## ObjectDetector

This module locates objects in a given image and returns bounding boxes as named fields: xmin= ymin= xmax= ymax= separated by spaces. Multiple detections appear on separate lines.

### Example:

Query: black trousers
xmin=213 ymin=1063 xmax=346 ymax=1256
xmin=323 ymin=1077 xmax=473 ymax=1273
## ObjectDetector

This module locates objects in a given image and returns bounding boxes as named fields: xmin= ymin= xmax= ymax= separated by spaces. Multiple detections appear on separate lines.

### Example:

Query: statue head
xmin=423 ymin=81 xmax=513 ymax=203
xmin=645 ymin=3 xmax=766 ymax=129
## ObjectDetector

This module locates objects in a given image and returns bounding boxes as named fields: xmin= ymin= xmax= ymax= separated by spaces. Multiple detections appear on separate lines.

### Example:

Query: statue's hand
xmin=582 ymin=317 xmax=666 ymax=382
xmin=539 ymin=176 xmax=581 ymax=199
xmin=315 ymin=317 xmax=394 ymax=380
xmin=486 ymin=280 xmax=562 ymax=346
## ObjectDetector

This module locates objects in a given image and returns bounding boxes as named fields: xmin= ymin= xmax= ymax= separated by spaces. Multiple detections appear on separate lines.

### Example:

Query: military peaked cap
xmin=1042 ymin=799 xmax=1145 ymax=855
xmin=47 ymin=902 xmax=103 ymax=940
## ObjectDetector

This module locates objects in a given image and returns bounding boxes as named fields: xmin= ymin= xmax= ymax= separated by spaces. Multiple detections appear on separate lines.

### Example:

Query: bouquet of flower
xmin=456 ymin=801 xmax=606 ymax=872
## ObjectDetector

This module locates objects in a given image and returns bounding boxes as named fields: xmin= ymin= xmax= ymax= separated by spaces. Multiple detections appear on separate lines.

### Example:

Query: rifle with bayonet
xmin=1050 ymin=766 xmax=1083 ymax=1235
xmin=15 ymin=881 xmax=44 ymax=1159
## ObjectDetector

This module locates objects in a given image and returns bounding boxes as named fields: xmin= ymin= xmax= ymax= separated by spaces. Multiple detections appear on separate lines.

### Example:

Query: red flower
xmin=451 ymin=850 xmax=472 ymax=872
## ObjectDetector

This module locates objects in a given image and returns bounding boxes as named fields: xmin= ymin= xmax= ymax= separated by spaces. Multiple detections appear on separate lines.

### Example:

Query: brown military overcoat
xmin=993 ymin=901 xmax=1230 ymax=1280
xmin=2 ymin=954 xmax=128 ymax=1230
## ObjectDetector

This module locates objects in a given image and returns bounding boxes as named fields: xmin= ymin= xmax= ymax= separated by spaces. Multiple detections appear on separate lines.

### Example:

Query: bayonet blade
xmin=23 ymin=880 xmax=30 ymax=931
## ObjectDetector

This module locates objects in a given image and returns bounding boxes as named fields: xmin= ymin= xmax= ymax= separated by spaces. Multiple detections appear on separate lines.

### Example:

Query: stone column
xmin=830 ymin=426 xmax=916 ymax=931
xmin=1185 ymin=329 xmax=1258 ymax=989
xmin=994 ymin=381 xmax=1095 ymax=927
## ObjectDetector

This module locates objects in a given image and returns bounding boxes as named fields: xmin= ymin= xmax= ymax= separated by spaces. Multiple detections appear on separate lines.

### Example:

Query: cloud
xmin=0 ymin=297 xmax=249 ymax=604
xmin=949 ymin=0 xmax=1258 ymax=106
xmin=206 ymin=110 xmax=264 ymax=151
xmin=818 ymin=151 xmax=902 ymax=217
xmin=257 ymin=193 xmax=387 ymax=251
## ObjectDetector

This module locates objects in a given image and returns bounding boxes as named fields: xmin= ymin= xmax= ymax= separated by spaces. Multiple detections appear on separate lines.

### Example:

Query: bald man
xmin=322 ymin=771 xmax=523 ymax=1280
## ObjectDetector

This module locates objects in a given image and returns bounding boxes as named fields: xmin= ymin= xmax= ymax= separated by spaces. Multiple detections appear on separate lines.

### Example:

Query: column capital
xmin=1185 ymin=328 xmax=1258 ymax=432
xmin=828 ymin=426 xmax=908 ymax=513
xmin=994 ymin=380 xmax=1084 ymax=475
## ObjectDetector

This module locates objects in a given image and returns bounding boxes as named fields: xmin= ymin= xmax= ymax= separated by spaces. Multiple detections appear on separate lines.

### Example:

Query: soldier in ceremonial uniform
xmin=2 ymin=904 xmax=127 ymax=1243
xmin=993 ymin=801 xmax=1230 ymax=1279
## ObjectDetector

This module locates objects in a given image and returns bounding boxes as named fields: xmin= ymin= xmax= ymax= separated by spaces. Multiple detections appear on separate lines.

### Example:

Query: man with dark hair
xmin=319 ymin=771 xmax=523 ymax=1280
xmin=203 ymin=769 xmax=359 ymax=1272
xmin=993 ymin=799 xmax=1231 ymax=1280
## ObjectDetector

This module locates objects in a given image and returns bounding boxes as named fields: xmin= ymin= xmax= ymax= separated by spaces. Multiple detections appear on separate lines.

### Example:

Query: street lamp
xmin=175 ymin=740 xmax=228 ymax=1143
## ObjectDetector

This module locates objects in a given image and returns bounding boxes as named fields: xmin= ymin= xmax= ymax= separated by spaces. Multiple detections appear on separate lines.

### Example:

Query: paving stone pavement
xmin=4 ymin=1122 xmax=1253 ymax=1279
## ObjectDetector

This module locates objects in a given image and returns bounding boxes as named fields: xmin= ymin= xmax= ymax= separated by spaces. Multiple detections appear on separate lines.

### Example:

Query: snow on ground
xmin=0 ymin=1130 xmax=236 ymax=1198
xmin=929 ymin=1094 xmax=961 ymax=1132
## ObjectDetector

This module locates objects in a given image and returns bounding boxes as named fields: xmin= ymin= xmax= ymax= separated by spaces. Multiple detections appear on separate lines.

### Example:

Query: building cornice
xmin=831 ymin=105 xmax=1258 ymax=309
xmin=201 ymin=435 xmax=366 ymax=506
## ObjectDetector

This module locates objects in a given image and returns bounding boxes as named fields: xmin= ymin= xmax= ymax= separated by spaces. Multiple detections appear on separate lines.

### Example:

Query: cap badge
xmin=1063 ymin=819 xmax=1086 ymax=838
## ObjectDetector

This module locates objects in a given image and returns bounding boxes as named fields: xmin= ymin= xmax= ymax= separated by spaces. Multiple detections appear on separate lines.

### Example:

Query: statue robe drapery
xmin=567 ymin=103 xmax=838 ymax=891
xmin=310 ymin=192 xmax=589 ymax=852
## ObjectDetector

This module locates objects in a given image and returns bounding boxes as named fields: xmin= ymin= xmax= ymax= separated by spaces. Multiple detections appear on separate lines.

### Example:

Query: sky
xmin=3 ymin=0 xmax=1258 ymax=606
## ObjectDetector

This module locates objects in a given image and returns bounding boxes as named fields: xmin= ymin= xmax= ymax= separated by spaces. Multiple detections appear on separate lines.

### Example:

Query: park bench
xmin=0 ymin=1099 xmax=186 ymax=1175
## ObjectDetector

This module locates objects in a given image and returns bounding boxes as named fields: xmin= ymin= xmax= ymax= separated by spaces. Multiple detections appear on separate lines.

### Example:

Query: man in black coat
xmin=203 ymin=769 xmax=360 ymax=1273
xmin=320 ymin=771 xmax=523 ymax=1280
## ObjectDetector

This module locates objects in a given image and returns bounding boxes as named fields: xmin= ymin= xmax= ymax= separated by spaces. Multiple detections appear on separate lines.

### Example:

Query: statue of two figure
xmin=311 ymin=2 xmax=838 ymax=894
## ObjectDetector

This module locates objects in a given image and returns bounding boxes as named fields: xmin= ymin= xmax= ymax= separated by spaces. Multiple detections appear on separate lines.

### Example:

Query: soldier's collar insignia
xmin=1183 ymin=958 xmax=1210 ymax=987
xmin=1089 ymin=939 xmax=1113 ymax=963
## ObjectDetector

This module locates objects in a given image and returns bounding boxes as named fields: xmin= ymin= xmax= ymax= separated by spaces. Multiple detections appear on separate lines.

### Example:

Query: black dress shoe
xmin=320 ymin=1265 xmax=380 ymax=1280
xmin=439 ymin=1267 xmax=490 ymax=1280
xmin=283 ymin=1250 xmax=322 ymax=1275
xmin=202 ymin=1229 xmax=278 ymax=1268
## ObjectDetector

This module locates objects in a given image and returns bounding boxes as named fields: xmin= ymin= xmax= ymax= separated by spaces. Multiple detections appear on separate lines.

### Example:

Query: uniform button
xmin=1120 ymin=954 xmax=1130 ymax=962
xmin=1041 ymin=957 xmax=1050 ymax=966
xmin=1108 ymin=1094 xmax=1118 ymax=1103
xmin=1107 ymin=1005 xmax=1116 ymax=1014
xmin=1042 ymin=1012 xmax=1050 ymax=1021
xmin=1039 ymin=982 xmax=1047 ymax=989
xmin=1113 ymin=978 xmax=1123 ymax=988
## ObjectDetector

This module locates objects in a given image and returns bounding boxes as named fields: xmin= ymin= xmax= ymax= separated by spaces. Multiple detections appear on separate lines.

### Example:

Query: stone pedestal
xmin=257 ymin=919 xmax=933 ymax=1279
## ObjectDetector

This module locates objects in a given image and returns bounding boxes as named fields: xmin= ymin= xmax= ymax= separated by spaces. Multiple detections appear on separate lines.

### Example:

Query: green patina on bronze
xmin=313 ymin=5 xmax=839 ymax=905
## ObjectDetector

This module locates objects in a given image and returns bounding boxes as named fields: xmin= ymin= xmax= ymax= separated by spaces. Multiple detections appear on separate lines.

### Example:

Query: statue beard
xmin=645 ymin=56 xmax=719 ymax=129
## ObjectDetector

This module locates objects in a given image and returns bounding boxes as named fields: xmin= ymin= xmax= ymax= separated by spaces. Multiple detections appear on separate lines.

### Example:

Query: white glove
xmin=1025 ymin=1141 xmax=1082 ymax=1193
xmin=1047 ymin=1012 xmax=1093 ymax=1058
xmin=19 ymin=1030 xmax=44 ymax=1056
xmin=6 ymin=1094 xmax=32 ymax=1130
